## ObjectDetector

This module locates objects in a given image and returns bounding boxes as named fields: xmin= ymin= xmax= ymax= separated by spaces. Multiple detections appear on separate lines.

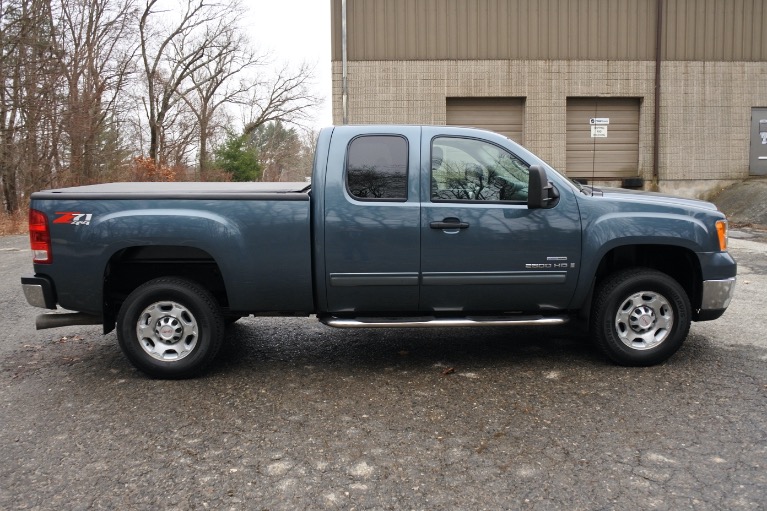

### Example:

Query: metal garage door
xmin=566 ymin=98 xmax=640 ymax=180
xmin=446 ymin=98 xmax=525 ymax=145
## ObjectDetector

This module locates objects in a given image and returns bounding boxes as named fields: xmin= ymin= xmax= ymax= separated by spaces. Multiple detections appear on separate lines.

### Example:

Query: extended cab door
xmin=419 ymin=127 xmax=582 ymax=312
xmin=322 ymin=126 xmax=421 ymax=313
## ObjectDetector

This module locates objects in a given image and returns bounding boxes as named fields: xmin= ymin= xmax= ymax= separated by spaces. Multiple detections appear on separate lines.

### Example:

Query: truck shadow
xmin=212 ymin=318 xmax=608 ymax=375
xmin=209 ymin=317 xmax=743 ymax=379
xmin=1 ymin=319 xmax=726 ymax=384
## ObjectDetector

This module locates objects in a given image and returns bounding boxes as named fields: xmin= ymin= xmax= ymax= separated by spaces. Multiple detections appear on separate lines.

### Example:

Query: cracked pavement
xmin=1 ymin=234 xmax=765 ymax=510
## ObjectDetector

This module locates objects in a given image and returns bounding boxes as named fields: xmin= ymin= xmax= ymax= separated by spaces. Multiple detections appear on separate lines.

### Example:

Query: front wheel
xmin=591 ymin=269 xmax=691 ymax=366
xmin=117 ymin=277 xmax=224 ymax=378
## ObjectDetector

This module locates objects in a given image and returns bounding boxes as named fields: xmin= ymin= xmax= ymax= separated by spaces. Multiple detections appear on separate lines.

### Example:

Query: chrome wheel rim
xmin=136 ymin=301 xmax=199 ymax=361
xmin=615 ymin=291 xmax=673 ymax=350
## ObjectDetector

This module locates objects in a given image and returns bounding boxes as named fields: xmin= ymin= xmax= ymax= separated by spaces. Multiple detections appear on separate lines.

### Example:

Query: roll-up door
xmin=446 ymin=98 xmax=525 ymax=145
xmin=566 ymin=98 xmax=640 ymax=179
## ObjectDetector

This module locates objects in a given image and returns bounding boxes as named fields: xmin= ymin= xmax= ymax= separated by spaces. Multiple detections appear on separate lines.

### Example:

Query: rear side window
xmin=346 ymin=135 xmax=408 ymax=200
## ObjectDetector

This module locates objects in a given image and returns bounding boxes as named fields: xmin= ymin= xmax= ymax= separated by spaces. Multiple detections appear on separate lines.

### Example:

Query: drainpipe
xmin=652 ymin=0 xmax=663 ymax=188
xmin=342 ymin=0 xmax=349 ymax=125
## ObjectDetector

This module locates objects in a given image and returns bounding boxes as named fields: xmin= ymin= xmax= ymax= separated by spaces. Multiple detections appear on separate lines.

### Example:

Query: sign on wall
xmin=590 ymin=117 xmax=609 ymax=138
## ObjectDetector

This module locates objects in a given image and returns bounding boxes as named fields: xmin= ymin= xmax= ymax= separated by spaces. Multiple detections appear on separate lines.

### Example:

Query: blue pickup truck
xmin=21 ymin=125 xmax=736 ymax=378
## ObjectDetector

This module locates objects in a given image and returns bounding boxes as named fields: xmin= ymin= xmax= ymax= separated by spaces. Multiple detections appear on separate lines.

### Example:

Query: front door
xmin=419 ymin=128 xmax=582 ymax=313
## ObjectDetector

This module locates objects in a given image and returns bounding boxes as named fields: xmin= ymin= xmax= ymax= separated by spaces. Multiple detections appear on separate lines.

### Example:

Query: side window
xmin=431 ymin=137 xmax=529 ymax=202
xmin=346 ymin=135 xmax=408 ymax=200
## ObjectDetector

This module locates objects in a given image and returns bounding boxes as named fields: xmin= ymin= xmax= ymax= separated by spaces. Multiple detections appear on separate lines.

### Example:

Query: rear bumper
xmin=21 ymin=275 xmax=57 ymax=309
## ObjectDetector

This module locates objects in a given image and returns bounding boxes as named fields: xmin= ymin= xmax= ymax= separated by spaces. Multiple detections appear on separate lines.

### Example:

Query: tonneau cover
xmin=31 ymin=181 xmax=311 ymax=201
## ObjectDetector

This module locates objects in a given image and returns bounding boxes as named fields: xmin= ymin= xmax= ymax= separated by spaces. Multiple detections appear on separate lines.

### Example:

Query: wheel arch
xmin=591 ymin=244 xmax=702 ymax=312
xmin=103 ymin=245 xmax=229 ymax=332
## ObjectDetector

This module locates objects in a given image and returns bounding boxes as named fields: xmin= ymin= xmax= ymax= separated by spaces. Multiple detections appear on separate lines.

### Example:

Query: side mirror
xmin=528 ymin=165 xmax=559 ymax=209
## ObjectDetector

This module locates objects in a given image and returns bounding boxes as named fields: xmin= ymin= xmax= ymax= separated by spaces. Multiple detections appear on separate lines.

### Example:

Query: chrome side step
xmin=320 ymin=315 xmax=569 ymax=329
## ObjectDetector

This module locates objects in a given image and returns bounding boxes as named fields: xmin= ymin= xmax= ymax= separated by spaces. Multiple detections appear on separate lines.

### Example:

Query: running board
xmin=320 ymin=315 xmax=569 ymax=329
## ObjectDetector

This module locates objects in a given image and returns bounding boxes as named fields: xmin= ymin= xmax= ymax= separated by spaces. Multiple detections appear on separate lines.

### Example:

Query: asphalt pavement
xmin=0 ymin=234 xmax=765 ymax=510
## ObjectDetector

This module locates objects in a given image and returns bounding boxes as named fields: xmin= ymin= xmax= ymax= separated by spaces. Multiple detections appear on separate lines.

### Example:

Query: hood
xmin=594 ymin=186 xmax=719 ymax=212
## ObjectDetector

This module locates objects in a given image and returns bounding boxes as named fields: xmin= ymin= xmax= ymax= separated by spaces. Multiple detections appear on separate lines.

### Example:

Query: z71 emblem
xmin=54 ymin=212 xmax=93 ymax=226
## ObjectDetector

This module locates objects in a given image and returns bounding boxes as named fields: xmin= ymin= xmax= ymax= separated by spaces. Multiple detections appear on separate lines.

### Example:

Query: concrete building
xmin=331 ymin=0 xmax=767 ymax=198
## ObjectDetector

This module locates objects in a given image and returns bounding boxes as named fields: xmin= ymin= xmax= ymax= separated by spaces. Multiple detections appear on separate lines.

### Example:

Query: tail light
xmin=29 ymin=209 xmax=52 ymax=263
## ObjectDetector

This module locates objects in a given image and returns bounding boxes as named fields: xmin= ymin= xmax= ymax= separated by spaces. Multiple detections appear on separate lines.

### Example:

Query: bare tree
xmin=160 ymin=97 xmax=197 ymax=169
xmin=242 ymin=61 xmax=321 ymax=137
xmin=56 ymin=0 xmax=137 ymax=184
xmin=179 ymin=25 xmax=265 ymax=176
xmin=0 ymin=0 xmax=23 ymax=210
xmin=0 ymin=0 xmax=138 ymax=210
xmin=0 ymin=0 xmax=63 ymax=211
xmin=0 ymin=0 xmax=324 ymax=212
xmin=138 ymin=0 xmax=243 ymax=166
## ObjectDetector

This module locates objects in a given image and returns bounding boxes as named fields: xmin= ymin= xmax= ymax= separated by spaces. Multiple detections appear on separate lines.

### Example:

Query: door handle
xmin=430 ymin=219 xmax=469 ymax=230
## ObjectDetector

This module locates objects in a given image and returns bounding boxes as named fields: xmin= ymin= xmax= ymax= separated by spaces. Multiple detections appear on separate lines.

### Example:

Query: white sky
xmin=241 ymin=0 xmax=333 ymax=129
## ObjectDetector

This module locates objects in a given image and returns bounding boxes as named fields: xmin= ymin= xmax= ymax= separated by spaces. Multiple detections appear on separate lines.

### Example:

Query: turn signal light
xmin=715 ymin=220 xmax=728 ymax=251
xmin=29 ymin=209 xmax=52 ymax=263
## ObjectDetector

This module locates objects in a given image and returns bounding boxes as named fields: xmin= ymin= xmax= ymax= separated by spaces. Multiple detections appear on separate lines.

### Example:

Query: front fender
xmin=587 ymin=212 xmax=711 ymax=254
xmin=569 ymin=208 xmax=721 ymax=309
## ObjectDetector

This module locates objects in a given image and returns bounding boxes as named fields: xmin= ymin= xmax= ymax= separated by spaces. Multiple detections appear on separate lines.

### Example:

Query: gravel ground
xmin=1 ymin=234 xmax=765 ymax=510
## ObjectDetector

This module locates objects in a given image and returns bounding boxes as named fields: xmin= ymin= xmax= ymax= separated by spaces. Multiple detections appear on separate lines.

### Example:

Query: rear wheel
xmin=591 ymin=268 xmax=691 ymax=366
xmin=117 ymin=277 xmax=224 ymax=378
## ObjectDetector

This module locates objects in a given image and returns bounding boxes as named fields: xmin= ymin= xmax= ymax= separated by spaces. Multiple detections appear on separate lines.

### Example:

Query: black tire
xmin=116 ymin=277 xmax=224 ymax=379
xmin=591 ymin=268 xmax=691 ymax=366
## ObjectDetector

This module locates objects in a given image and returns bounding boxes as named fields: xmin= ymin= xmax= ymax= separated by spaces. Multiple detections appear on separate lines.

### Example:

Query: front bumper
xmin=696 ymin=277 xmax=736 ymax=321
xmin=21 ymin=275 xmax=57 ymax=309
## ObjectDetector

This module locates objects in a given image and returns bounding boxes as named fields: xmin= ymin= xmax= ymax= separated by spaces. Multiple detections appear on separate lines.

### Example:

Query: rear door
xmin=323 ymin=126 xmax=421 ymax=313
xmin=419 ymin=127 xmax=582 ymax=313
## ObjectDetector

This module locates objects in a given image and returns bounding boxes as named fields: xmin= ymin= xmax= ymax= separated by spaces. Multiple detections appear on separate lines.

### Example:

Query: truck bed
xmin=28 ymin=181 xmax=314 ymax=315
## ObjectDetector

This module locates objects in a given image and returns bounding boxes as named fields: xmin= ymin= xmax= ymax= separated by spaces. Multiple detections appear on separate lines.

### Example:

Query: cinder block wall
xmin=332 ymin=60 xmax=767 ymax=198
xmin=659 ymin=61 xmax=766 ymax=197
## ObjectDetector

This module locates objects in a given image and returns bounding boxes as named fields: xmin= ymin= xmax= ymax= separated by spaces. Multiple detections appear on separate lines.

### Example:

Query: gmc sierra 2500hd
xmin=21 ymin=125 xmax=736 ymax=378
